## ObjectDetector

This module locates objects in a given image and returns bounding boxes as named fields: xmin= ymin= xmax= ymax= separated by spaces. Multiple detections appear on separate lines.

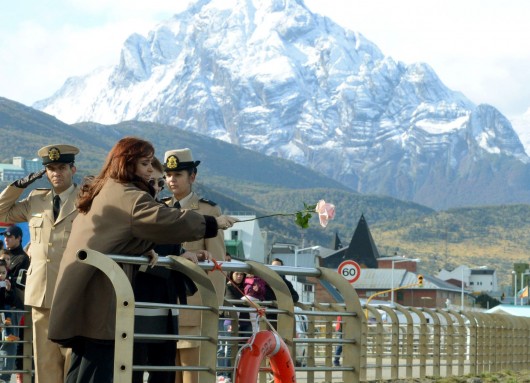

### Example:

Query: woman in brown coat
xmin=49 ymin=137 xmax=237 ymax=383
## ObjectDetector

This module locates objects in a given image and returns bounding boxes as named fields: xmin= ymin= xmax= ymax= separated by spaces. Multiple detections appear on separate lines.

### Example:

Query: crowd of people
xmin=0 ymin=136 xmax=301 ymax=383
xmin=0 ymin=226 xmax=30 ymax=383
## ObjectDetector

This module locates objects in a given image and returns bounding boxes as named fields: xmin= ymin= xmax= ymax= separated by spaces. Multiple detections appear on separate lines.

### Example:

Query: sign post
xmin=338 ymin=260 xmax=361 ymax=284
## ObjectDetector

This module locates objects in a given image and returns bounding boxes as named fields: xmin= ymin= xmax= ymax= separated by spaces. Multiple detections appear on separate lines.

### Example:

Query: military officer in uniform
xmin=163 ymin=148 xmax=227 ymax=383
xmin=0 ymin=144 xmax=80 ymax=383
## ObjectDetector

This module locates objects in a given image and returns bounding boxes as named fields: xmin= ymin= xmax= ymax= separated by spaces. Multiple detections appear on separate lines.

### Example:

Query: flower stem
xmin=237 ymin=210 xmax=315 ymax=222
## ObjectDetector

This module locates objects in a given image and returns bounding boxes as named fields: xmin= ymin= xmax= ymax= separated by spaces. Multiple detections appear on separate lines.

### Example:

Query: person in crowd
xmin=334 ymin=315 xmax=343 ymax=366
xmin=241 ymin=273 xmax=267 ymax=332
xmin=1 ymin=226 xmax=29 ymax=293
xmin=0 ymin=225 xmax=29 ymax=382
xmin=265 ymin=258 xmax=299 ymax=302
xmin=243 ymin=274 xmax=267 ymax=301
xmin=217 ymin=253 xmax=232 ymax=382
xmin=0 ymin=255 xmax=22 ymax=382
xmin=48 ymin=137 xmax=237 ymax=383
xmin=224 ymin=271 xmax=253 ymax=336
xmin=0 ymin=249 xmax=11 ymax=265
xmin=0 ymin=144 xmax=80 ymax=383
xmin=222 ymin=270 xmax=257 ymax=383
xmin=162 ymin=148 xmax=227 ymax=383
xmin=132 ymin=157 xmax=210 ymax=383
xmin=264 ymin=258 xmax=300 ymax=329
xmin=0 ymin=258 xmax=19 ymax=340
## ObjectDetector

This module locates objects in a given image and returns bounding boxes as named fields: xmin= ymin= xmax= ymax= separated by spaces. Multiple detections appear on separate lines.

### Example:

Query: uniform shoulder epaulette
xmin=33 ymin=188 xmax=51 ymax=193
xmin=199 ymin=198 xmax=217 ymax=206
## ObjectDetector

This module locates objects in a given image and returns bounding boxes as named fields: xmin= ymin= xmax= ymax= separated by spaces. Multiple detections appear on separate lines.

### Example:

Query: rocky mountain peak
xmin=33 ymin=0 xmax=530 ymax=209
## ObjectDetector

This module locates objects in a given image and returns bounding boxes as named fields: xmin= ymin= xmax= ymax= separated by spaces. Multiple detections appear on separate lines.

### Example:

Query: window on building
xmin=303 ymin=284 xmax=313 ymax=292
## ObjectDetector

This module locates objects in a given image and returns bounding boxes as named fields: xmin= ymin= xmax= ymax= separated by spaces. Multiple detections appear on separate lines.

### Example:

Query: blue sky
xmin=1 ymin=0 xmax=529 ymax=118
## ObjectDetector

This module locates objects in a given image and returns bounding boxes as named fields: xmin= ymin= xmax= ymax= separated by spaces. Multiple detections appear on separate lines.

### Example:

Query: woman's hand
xmin=196 ymin=250 xmax=212 ymax=262
xmin=216 ymin=215 xmax=239 ymax=230
xmin=180 ymin=250 xmax=212 ymax=263
xmin=181 ymin=251 xmax=199 ymax=264
xmin=181 ymin=250 xmax=212 ymax=263
xmin=4 ymin=279 xmax=11 ymax=291
xmin=144 ymin=249 xmax=159 ymax=268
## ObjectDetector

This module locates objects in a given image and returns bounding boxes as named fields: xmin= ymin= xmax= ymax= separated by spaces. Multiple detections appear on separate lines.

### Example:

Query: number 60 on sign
xmin=337 ymin=260 xmax=361 ymax=284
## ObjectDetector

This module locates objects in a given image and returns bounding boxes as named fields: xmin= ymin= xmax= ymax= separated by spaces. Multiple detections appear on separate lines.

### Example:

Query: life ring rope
xmin=269 ymin=332 xmax=282 ymax=356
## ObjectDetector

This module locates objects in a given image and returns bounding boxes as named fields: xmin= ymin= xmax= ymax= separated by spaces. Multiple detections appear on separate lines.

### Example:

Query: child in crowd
xmin=0 ymin=250 xmax=10 ymax=266
xmin=242 ymin=274 xmax=267 ymax=332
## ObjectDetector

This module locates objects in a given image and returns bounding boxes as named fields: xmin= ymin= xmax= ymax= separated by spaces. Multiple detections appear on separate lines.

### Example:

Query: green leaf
xmin=295 ymin=211 xmax=313 ymax=229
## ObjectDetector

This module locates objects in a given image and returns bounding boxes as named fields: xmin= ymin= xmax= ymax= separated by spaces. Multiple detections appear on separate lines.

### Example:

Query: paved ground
xmin=385 ymin=370 xmax=530 ymax=383
xmin=291 ymin=369 xmax=530 ymax=383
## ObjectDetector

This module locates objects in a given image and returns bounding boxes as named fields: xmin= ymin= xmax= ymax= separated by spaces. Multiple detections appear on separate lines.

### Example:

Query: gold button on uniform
xmin=47 ymin=259 xmax=51 ymax=263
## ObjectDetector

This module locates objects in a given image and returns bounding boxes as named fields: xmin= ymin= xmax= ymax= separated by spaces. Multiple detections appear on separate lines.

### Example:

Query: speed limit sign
xmin=338 ymin=260 xmax=361 ymax=284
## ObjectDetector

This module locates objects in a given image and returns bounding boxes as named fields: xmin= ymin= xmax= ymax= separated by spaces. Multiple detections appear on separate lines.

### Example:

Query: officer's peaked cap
xmin=163 ymin=148 xmax=200 ymax=172
xmin=38 ymin=144 xmax=79 ymax=165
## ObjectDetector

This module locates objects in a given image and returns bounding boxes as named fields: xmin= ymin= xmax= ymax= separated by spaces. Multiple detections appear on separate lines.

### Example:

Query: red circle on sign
xmin=338 ymin=260 xmax=361 ymax=283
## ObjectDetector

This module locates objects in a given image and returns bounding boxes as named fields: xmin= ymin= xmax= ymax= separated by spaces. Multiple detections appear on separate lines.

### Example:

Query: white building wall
xmin=437 ymin=265 xmax=498 ymax=293
xmin=469 ymin=270 xmax=498 ymax=293
xmin=224 ymin=215 xmax=266 ymax=263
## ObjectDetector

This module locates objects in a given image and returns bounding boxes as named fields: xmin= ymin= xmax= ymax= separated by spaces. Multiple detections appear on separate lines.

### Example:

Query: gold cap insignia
xmin=48 ymin=147 xmax=61 ymax=161
xmin=166 ymin=155 xmax=179 ymax=170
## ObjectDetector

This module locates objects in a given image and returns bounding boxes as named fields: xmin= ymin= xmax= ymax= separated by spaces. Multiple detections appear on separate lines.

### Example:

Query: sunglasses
xmin=149 ymin=178 xmax=165 ymax=188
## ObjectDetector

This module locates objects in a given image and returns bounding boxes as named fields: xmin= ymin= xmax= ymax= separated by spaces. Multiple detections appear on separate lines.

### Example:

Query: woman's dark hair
xmin=228 ymin=271 xmax=246 ymax=284
xmin=77 ymin=137 xmax=155 ymax=213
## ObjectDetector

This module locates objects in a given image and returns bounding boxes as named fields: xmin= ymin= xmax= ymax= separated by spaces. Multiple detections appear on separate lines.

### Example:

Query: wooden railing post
xmin=76 ymin=249 xmax=135 ymax=383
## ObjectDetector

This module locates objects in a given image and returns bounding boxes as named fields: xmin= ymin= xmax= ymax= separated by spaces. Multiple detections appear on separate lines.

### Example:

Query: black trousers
xmin=66 ymin=340 xmax=114 ymax=383
xmin=132 ymin=340 xmax=176 ymax=383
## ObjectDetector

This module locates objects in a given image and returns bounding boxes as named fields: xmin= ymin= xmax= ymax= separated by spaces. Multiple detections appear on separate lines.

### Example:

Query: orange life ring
xmin=234 ymin=330 xmax=296 ymax=383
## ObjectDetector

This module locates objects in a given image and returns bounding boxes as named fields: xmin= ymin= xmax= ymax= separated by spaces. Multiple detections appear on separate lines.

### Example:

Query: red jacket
xmin=335 ymin=315 xmax=342 ymax=332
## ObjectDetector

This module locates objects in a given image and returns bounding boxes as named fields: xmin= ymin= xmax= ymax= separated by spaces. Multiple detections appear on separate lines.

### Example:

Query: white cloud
xmin=0 ymin=0 xmax=189 ymax=105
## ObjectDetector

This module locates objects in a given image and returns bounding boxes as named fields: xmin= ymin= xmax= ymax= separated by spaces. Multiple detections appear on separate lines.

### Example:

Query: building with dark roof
xmin=322 ymin=214 xmax=380 ymax=269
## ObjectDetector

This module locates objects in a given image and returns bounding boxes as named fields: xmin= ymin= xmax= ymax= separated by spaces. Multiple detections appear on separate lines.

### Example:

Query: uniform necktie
xmin=53 ymin=195 xmax=61 ymax=221
xmin=174 ymin=201 xmax=181 ymax=209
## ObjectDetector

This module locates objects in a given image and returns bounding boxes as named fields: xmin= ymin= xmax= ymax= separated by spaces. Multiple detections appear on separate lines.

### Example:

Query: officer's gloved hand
xmin=11 ymin=169 xmax=46 ymax=188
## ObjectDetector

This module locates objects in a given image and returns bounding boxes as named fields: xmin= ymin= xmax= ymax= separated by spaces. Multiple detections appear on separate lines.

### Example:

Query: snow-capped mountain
xmin=34 ymin=0 xmax=530 ymax=209
xmin=510 ymin=108 xmax=530 ymax=156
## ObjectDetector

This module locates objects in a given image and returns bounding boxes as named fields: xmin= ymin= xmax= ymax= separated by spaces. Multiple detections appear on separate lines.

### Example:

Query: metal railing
xmin=81 ymin=249 xmax=362 ymax=383
xmin=0 ymin=308 xmax=33 ymax=383
xmin=6 ymin=249 xmax=530 ymax=382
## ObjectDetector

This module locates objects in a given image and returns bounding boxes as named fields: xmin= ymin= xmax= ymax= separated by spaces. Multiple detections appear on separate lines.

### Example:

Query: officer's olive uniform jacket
xmin=167 ymin=192 xmax=226 ymax=348
xmin=0 ymin=184 xmax=79 ymax=308
xmin=49 ymin=179 xmax=217 ymax=344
